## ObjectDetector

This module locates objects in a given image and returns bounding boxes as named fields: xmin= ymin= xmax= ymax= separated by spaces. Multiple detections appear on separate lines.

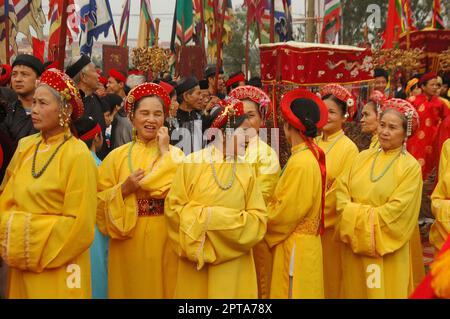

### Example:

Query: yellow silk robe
xmin=370 ymin=134 xmax=379 ymax=150
xmin=164 ymin=145 xmax=267 ymax=298
xmin=430 ymin=139 xmax=450 ymax=251
xmin=317 ymin=130 xmax=358 ymax=299
xmin=266 ymin=143 xmax=324 ymax=299
xmin=336 ymin=146 xmax=423 ymax=298
xmin=0 ymin=132 xmax=97 ymax=299
xmin=97 ymin=139 xmax=184 ymax=299
xmin=245 ymin=135 xmax=280 ymax=298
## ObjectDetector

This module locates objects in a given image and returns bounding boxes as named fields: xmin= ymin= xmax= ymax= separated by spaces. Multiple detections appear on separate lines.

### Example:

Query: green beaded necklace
xmin=32 ymin=134 xmax=72 ymax=178
xmin=370 ymin=148 xmax=402 ymax=183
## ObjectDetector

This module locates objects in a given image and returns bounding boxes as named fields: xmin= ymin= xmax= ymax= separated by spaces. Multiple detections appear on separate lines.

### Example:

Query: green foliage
xmin=222 ymin=8 xmax=261 ymax=77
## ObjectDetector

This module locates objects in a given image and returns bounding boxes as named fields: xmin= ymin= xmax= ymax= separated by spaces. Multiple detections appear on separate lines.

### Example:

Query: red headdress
xmin=0 ymin=64 xmax=12 ymax=86
xmin=280 ymin=88 xmax=328 ymax=236
xmin=109 ymin=68 xmax=127 ymax=83
xmin=419 ymin=72 xmax=438 ymax=86
xmin=210 ymin=97 xmax=245 ymax=130
xmin=124 ymin=82 xmax=171 ymax=116
xmin=225 ymin=73 xmax=246 ymax=88
xmin=159 ymin=81 xmax=175 ymax=95
xmin=320 ymin=83 xmax=356 ymax=119
xmin=381 ymin=98 xmax=420 ymax=137
xmin=39 ymin=68 xmax=84 ymax=120
xmin=228 ymin=85 xmax=272 ymax=122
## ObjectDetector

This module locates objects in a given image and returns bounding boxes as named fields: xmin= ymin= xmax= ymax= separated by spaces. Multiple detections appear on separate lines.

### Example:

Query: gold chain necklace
xmin=318 ymin=132 xmax=345 ymax=155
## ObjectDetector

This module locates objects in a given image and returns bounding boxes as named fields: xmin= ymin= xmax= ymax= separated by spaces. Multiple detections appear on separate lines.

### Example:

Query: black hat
xmin=66 ymin=55 xmax=92 ymax=78
xmin=204 ymin=64 xmax=224 ymax=79
xmin=199 ymin=79 xmax=209 ymax=90
xmin=374 ymin=68 xmax=389 ymax=81
xmin=176 ymin=76 xmax=199 ymax=96
xmin=12 ymin=54 xmax=44 ymax=76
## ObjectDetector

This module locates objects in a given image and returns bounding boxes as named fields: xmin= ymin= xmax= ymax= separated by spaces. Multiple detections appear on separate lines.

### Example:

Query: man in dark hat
xmin=204 ymin=64 xmax=226 ymax=99
xmin=65 ymin=54 xmax=109 ymax=159
xmin=171 ymin=76 xmax=206 ymax=154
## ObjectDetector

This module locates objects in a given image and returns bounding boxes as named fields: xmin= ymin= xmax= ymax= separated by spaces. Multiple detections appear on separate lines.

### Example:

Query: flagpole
xmin=214 ymin=0 xmax=227 ymax=95
xmin=270 ymin=0 xmax=275 ymax=43
xmin=58 ymin=0 xmax=70 ymax=69
xmin=245 ymin=10 xmax=250 ymax=80
xmin=5 ymin=0 xmax=10 ymax=63
xmin=199 ymin=0 xmax=207 ymax=66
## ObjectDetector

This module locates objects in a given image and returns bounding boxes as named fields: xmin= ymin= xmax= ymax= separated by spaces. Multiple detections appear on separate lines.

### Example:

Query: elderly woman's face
xmin=31 ymin=86 xmax=65 ymax=133
xmin=132 ymin=96 xmax=165 ymax=142
xmin=378 ymin=110 xmax=406 ymax=151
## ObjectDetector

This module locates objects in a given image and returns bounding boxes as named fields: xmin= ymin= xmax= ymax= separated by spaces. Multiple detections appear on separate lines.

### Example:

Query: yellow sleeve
xmin=0 ymin=149 xmax=97 ymax=273
xmin=139 ymin=146 xmax=185 ymax=198
xmin=256 ymin=149 xmax=280 ymax=204
xmin=430 ymin=143 xmax=450 ymax=250
xmin=336 ymin=159 xmax=423 ymax=257
xmin=265 ymin=160 xmax=318 ymax=248
xmin=164 ymin=162 xmax=267 ymax=270
xmin=97 ymin=147 xmax=183 ymax=239
xmin=324 ymin=143 xmax=359 ymax=228
xmin=96 ymin=149 xmax=136 ymax=239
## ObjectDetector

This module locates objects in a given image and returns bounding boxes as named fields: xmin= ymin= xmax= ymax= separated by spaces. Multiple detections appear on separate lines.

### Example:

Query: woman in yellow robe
xmin=336 ymin=98 xmax=423 ymax=298
xmin=229 ymin=85 xmax=280 ymax=298
xmin=96 ymin=83 xmax=184 ymax=298
xmin=361 ymin=90 xmax=386 ymax=150
xmin=317 ymin=84 xmax=359 ymax=298
xmin=430 ymin=139 xmax=450 ymax=252
xmin=0 ymin=69 xmax=97 ymax=298
xmin=165 ymin=98 xmax=267 ymax=298
xmin=266 ymin=89 xmax=328 ymax=299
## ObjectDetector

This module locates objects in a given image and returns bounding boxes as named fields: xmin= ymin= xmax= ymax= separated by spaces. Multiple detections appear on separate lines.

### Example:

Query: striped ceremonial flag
xmin=47 ymin=0 xmax=78 ymax=61
xmin=170 ymin=0 xmax=194 ymax=48
xmin=118 ymin=0 xmax=130 ymax=47
xmin=137 ymin=0 xmax=155 ymax=47
xmin=320 ymin=0 xmax=341 ymax=44
xmin=431 ymin=0 xmax=444 ymax=29
xmin=0 ymin=0 xmax=18 ymax=61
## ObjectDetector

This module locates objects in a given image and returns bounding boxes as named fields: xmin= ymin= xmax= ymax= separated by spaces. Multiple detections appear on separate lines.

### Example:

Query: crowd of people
xmin=0 ymin=53 xmax=449 ymax=299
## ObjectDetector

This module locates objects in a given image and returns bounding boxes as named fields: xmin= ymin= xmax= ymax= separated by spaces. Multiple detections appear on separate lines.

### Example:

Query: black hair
xmin=101 ymin=93 xmax=123 ymax=114
xmin=247 ymin=76 xmax=262 ymax=88
xmin=290 ymin=98 xmax=320 ymax=138
xmin=168 ymin=81 xmax=178 ymax=99
xmin=74 ymin=116 xmax=100 ymax=149
xmin=374 ymin=68 xmax=389 ymax=82
xmin=322 ymin=94 xmax=347 ymax=117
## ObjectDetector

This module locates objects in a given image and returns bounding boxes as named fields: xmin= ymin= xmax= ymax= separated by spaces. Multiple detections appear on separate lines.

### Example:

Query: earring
xmin=59 ymin=112 xmax=64 ymax=127
xmin=402 ymin=138 xmax=407 ymax=154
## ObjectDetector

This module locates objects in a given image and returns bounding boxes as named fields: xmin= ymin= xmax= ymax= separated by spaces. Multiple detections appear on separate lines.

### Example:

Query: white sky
xmin=36 ymin=0 xmax=307 ymax=45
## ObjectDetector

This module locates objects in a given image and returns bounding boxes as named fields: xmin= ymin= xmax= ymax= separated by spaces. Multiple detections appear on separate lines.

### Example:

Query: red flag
xmin=32 ymin=37 xmax=45 ymax=63
xmin=382 ymin=0 xmax=402 ymax=48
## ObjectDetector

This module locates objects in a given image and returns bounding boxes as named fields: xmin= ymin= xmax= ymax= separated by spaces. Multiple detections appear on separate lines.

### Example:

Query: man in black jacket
xmin=65 ymin=55 xmax=110 ymax=159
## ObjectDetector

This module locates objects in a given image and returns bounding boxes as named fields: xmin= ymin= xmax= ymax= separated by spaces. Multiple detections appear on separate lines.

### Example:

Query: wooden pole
xmin=199 ymin=0 xmax=207 ymax=66
xmin=146 ymin=20 xmax=151 ymax=46
xmin=58 ymin=0 xmax=70 ymax=69
xmin=214 ymin=0 xmax=227 ymax=95
xmin=245 ymin=10 xmax=250 ymax=79
xmin=306 ymin=0 xmax=315 ymax=42
xmin=270 ymin=0 xmax=275 ymax=43
xmin=5 ymin=0 xmax=10 ymax=63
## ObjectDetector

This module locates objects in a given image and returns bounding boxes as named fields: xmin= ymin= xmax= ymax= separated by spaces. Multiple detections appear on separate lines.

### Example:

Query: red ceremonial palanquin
xmin=407 ymin=93 xmax=449 ymax=179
